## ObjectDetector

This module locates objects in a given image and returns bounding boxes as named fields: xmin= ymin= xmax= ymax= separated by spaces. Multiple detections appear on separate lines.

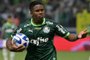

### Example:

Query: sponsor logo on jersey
xmin=43 ymin=26 xmax=50 ymax=33
xmin=30 ymin=37 xmax=49 ymax=46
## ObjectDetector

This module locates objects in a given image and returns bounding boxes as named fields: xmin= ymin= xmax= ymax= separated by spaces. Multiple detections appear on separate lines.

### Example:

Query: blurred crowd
xmin=0 ymin=0 xmax=90 ymax=34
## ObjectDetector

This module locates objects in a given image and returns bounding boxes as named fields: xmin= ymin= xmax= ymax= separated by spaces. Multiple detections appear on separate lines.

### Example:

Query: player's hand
xmin=12 ymin=41 xmax=26 ymax=52
xmin=6 ymin=39 xmax=25 ymax=52
xmin=78 ymin=28 xmax=88 ymax=38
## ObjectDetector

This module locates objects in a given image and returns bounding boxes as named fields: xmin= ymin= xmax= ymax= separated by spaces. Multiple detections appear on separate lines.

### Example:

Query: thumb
xmin=78 ymin=34 xmax=82 ymax=39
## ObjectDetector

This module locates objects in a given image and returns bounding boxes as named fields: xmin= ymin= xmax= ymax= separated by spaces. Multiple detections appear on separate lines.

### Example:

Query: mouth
xmin=38 ymin=15 xmax=44 ymax=18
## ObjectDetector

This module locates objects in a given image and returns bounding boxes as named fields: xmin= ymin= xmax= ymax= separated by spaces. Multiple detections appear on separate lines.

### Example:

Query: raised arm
xmin=54 ymin=23 xmax=87 ymax=41
xmin=66 ymin=29 xmax=87 ymax=41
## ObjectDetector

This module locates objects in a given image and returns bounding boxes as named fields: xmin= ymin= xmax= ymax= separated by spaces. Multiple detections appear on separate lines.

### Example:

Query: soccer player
xmin=6 ymin=1 xmax=88 ymax=60
xmin=1 ymin=15 xmax=16 ymax=60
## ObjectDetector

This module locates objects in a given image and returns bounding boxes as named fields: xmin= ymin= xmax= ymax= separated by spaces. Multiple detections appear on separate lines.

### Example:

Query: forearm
xmin=66 ymin=34 xmax=78 ymax=41
xmin=10 ymin=48 xmax=25 ymax=52
xmin=6 ymin=39 xmax=14 ymax=51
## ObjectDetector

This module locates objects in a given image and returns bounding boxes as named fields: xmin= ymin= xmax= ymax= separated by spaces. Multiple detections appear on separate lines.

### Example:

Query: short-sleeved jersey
xmin=13 ymin=18 xmax=70 ymax=60
xmin=2 ymin=22 xmax=16 ymax=39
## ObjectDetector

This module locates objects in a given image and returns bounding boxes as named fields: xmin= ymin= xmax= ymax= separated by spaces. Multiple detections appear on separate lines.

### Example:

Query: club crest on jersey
xmin=43 ymin=26 xmax=50 ymax=33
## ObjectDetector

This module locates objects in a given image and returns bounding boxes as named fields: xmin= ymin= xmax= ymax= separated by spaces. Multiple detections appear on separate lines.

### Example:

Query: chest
xmin=23 ymin=25 xmax=54 ymax=39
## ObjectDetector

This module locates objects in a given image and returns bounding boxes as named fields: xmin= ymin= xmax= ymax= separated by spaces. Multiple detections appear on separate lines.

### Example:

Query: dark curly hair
xmin=29 ymin=1 xmax=44 ymax=11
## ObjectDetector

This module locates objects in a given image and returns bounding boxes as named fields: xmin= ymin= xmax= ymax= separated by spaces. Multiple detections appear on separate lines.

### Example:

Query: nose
xmin=39 ymin=11 xmax=43 ymax=14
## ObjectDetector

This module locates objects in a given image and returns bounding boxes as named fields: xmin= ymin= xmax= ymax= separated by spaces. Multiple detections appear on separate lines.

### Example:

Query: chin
xmin=38 ymin=17 xmax=44 ymax=19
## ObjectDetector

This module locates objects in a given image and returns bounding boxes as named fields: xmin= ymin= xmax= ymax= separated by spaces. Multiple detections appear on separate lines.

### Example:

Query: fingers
xmin=78 ymin=34 xmax=82 ymax=38
xmin=17 ymin=46 xmax=25 ymax=51
xmin=84 ymin=28 xmax=87 ymax=31
xmin=6 ymin=39 xmax=26 ymax=52
xmin=14 ymin=43 xmax=25 ymax=51
xmin=12 ymin=43 xmax=18 ymax=49
xmin=78 ymin=28 xmax=88 ymax=38
xmin=17 ymin=44 xmax=25 ymax=49
xmin=81 ymin=28 xmax=88 ymax=34
xmin=12 ymin=42 xmax=26 ymax=51
xmin=11 ymin=41 xmax=24 ymax=49
xmin=84 ymin=28 xmax=88 ymax=33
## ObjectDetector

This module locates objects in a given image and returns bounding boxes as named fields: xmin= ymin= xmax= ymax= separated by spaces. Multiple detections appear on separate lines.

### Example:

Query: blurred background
xmin=0 ymin=0 xmax=90 ymax=60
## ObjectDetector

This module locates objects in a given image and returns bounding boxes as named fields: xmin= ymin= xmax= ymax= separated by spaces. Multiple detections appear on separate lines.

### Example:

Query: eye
xmin=36 ymin=10 xmax=39 ymax=12
xmin=35 ymin=9 xmax=44 ymax=12
xmin=41 ymin=9 xmax=44 ymax=11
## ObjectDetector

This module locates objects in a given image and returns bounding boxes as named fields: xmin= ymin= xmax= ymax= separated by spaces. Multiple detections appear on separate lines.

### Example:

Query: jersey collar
xmin=31 ymin=18 xmax=45 ymax=26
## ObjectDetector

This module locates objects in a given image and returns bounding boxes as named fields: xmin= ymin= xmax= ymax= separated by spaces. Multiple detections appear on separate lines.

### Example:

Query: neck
xmin=32 ymin=18 xmax=43 ymax=24
xmin=31 ymin=18 xmax=45 ymax=26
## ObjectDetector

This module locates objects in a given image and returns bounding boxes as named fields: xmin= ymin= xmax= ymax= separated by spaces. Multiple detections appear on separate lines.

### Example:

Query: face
xmin=8 ymin=18 xmax=13 ymax=23
xmin=31 ymin=4 xmax=45 ymax=19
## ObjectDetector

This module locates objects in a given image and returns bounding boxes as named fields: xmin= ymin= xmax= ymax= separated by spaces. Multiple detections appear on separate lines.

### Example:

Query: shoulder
xmin=19 ymin=18 xmax=31 ymax=28
xmin=45 ymin=18 xmax=60 ymax=26
xmin=45 ymin=18 xmax=55 ymax=25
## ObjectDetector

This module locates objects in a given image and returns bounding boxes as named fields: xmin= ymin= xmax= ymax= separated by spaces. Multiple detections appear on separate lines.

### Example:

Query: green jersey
xmin=13 ymin=18 xmax=70 ymax=60
xmin=2 ymin=22 xmax=16 ymax=39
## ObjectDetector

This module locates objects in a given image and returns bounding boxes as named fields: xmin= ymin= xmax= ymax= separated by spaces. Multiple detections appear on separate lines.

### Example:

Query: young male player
xmin=6 ymin=1 xmax=88 ymax=60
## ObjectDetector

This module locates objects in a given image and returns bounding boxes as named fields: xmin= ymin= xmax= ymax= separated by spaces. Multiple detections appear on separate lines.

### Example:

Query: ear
xmin=30 ymin=11 xmax=34 ymax=15
xmin=29 ymin=11 xmax=31 ymax=14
